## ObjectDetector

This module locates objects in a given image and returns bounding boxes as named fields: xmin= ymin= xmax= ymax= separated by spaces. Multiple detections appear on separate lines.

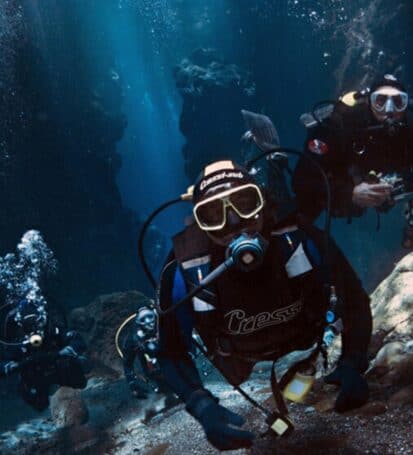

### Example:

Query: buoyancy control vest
xmin=172 ymin=221 xmax=329 ymax=365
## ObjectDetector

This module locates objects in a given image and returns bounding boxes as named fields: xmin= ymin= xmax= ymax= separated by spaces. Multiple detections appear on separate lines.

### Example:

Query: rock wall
xmin=174 ymin=48 xmax=257 ymax=181
xmin=0 ymin=1 xmax=155 ymax=308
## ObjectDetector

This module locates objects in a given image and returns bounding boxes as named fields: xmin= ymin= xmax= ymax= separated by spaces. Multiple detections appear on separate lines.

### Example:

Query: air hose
xmin=115 ymin=313 xmax=137 ymax=359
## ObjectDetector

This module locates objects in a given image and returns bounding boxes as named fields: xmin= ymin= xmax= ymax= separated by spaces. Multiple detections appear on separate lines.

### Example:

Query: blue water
xmin=0 ymin=0 xmax=412 ymax=439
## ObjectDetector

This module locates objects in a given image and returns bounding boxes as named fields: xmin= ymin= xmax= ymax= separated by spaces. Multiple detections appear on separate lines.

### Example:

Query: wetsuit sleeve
xmin=328 ymin=238 xmax=372 ymax=372
xmin=157 ymin=259 xmax=204 ymax=401
xmin=292 ymin=127 xmax=362 ymax=221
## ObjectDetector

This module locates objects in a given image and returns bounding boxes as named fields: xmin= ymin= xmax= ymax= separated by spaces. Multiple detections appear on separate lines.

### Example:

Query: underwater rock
xmin=370 ymin=252 xmax=413 ymax=334
xmin=349 ymin=400 xmax=388 ymax=417
xmin=50 ymin=387 xmax=89 ymax=428
xmin=388 ymin=385 xmax=413 ymax=408
xmin=174 ymin=48 xmax=257 ymax=180
xmin=367 ymin=252 xmax=413 ymax=385
xmin=69 ymin=291 xmax=153 ymax=376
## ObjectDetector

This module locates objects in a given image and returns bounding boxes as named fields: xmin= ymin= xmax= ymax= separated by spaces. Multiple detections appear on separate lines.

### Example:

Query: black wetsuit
xmin=157 ymin=217 xmax=372 ymax=403
xmin=0 ymin=319 xmax=87 ymax=411
xmin=122 ymin=332 xmax=170 ymax=398
xmin=292 ymin=103 xmax=413 ymax=221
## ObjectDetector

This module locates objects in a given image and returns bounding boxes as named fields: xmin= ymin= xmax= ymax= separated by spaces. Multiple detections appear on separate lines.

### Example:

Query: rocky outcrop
xmin=174 ymin=48 xmax=256 ymax=180
xmin=366 ymin=253 xmax=413 ymax=386
xmin=69 ymin=291 xmax=153 ymax=377
xmin=50 ymin=388 xmax=89 ymax=428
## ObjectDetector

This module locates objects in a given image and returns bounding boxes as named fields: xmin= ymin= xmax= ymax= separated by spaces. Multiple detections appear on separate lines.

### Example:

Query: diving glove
xmin=325 ymin=363 xmax=369 ymax=413
xmin=59 ymin=346 xmax=79 ymax=358
xmin=186 ymin=389 xmax=255 ymax=451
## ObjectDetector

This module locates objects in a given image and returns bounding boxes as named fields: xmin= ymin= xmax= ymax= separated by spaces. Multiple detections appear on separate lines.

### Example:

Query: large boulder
xmin=50 ymin=387 xmax=89 ymax=428
xmin=69 ymin=291 xmax=152 ymax=377
xmin=367 ymin=253 xmax=413 ymax=385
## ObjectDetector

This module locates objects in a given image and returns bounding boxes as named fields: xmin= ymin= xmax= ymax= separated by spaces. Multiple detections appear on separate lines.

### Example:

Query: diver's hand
xmin=129 ymin=379 xmax=150 ymax=399
xmin=241 ymin=110 xmax=279 ymax=153
xmin=4 ymin=361 xmax=20 ymax=376
xmin=58 ymin=346 xmax=79 ymax=358
xmin=325 ymin=364 xmax=369 ymax=412
xmin=352 ymin=182 xmax=392 ymax=208
xmin=186 ymin=389 xmax=255 ymax=451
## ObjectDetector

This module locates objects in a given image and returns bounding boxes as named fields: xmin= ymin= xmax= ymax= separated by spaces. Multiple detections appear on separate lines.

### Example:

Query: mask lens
xmin=195 ymin=198 xmax=225 ymax=229
xmin=371 ymin=93 xmax=387 ymax=111
xmin=371 ymin=91 xmax=408 ymax=112
xmin=228 ymin=186 xmax=262 ymax=217
xmin=393 ymin=93 xmax=408 ymax=111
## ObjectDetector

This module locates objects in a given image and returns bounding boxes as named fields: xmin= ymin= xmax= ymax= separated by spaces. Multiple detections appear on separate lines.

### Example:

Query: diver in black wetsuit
xmin=0 ymin=299 xmax=87 ymax=411
xmin=157 ymin=159 xmax=372 ymax=451
xmin=293 ymin=74 xmax=413 ymax=246
xmin=121 ymin=305 xmax=172 ymax=399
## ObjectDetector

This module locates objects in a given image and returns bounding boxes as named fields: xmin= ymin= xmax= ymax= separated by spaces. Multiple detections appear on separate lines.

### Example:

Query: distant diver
xmin=293 ymin=74 xmax=413 ymax=247
xmin=0 ymin=230 xmax=87 ymax=411
xmin=0 ymin=298 xmax=87 ymax=411
xmin=117 ymin=305 xmax=175 ymax=403
xmin=152 ymin=159 xmax=372 ymax=451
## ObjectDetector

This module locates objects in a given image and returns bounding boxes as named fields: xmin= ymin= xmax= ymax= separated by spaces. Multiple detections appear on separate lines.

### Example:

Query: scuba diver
xmin=0 ymin=298 xmax=87 ymax=411
xmin=292 ymin=74 xmax=413 ymax=247
xmin=156 ymin=159 xmax=372 ymax=451
xmin=121 ymin=305 xmax=173 ymax=400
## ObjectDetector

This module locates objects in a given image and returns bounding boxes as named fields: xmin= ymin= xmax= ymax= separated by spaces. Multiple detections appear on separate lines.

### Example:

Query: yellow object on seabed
xmin=283 ymin=372 xmax=315 ymax=403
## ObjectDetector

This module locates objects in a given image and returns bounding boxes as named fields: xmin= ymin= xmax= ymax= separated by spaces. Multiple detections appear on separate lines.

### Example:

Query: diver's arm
xmin=293 ymin=131 xmax=362 ymax=220
xmin=158 ymin=259 xmax=204 ymax=400
xmin=59 ymin=330 xmax=87 ymax=357
xmin=158 ymin=353 xmax=204 ymax=401
xmin=329 ymin=239 xmax=372 ymax=372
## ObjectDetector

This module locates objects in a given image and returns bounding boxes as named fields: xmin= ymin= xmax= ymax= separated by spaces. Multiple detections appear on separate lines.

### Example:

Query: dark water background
xmin=0 ymin=0 xmax=412 ymax=433
xmin=0 ymin=0 xmax=412 ymax=302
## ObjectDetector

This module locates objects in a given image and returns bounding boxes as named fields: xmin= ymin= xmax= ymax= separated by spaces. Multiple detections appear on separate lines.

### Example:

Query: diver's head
xmin=192 ymin=160 xmax=264 ymax=246
xmin=369 ymin=74 xmax=408 ymax=124
xmin=135 ymin=306 xmax=157 ymax=339
xmin=14 ymin=299 xmax=47 ymax=338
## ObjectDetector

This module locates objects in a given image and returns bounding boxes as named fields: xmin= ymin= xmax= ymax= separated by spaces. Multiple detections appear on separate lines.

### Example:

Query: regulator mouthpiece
xmin=383 ymin=118 xmax=402 ymax=136
xmin=227 ymin=233 xmax=268 ymax=272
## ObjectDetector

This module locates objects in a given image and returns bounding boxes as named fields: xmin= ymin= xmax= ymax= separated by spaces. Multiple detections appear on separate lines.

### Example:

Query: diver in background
xmin=122 ymin=305 xmax=174 ymax=401
xmin=293 ymin=74 xmax=413 ymax=247
xmin=157 ymin=159 xmax=372 ymax=452
xmin=0 ymin=299 xmax=87 ymax=411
